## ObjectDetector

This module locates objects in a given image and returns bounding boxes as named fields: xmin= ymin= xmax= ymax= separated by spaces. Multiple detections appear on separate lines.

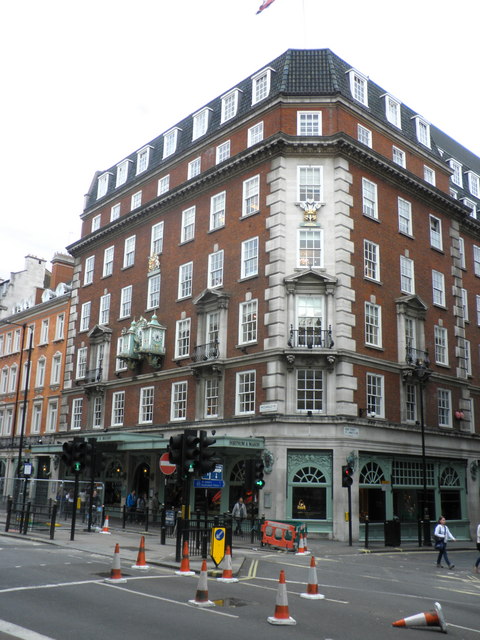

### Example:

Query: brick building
xmin=57 ymin=49 xmax=480 ymax=541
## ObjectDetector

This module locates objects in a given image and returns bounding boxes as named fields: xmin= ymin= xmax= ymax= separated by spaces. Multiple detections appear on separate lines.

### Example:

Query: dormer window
xmin=412 ymin=116 xmax=430 ymax=148
xmin=136 ymin=146 xmax=152 ymax=175
xmin=448 ymin=159 xmax=463 ymax=187
xmin=192 ymin=107 xmax=211 ymax=140
xmin=116 ymin=160 xmax=131 ymax=187
xmin=251 ymin=67 xmax=273 ymax=105
xmin=220 ymin=89 xmax=241 ymax=123
xmin=384 ymin=94 xmax=401 ymax=128
xmin=467 ymin=171 xmax=480 ymax=198
xmin=97 ymin=172 xmax=111 ymax=199
xmin=163 ymin=127 xmax=180 ymax=159
xmin=347 ymin=69 xmax=368 ymax=107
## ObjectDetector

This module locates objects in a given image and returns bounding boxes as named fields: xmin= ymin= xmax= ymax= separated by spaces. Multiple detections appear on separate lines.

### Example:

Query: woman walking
xmin=434 ymin=516 xmax=456 ymax=569
xmin=474 ymin=522 xmax=480 ymax=574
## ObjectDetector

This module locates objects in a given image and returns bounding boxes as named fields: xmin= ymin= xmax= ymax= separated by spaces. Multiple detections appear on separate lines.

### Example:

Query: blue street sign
xmin=193 ymin=479 xmax=225 ymax=488
xmin=202 ymin=464 xmax=223 ymax=481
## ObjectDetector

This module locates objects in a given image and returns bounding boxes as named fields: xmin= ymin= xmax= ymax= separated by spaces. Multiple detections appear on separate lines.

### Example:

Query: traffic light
xmin=72 ymin=439 xmax=84 ymax=473
xmin=81 ymin=441 xmax=95 ymax=471
xmin=197 ymin=430 xmax=217 ymax=474
xmin=254 ymin=459 xmax=265 ymax=489
xmin=342 ymin=465 xmax=354 ymax=488
xmin=61 ymin=441 xmax=74 ymax=468
xmin=168 ymin=434 xmax=184 ymax=467
xmin=183 ymin=429 xmax=199 ymax=475
xmin=243 ymin=459 xmax=255 ymax=491
xmin=95 ymin=451 xmax=107 ymax=476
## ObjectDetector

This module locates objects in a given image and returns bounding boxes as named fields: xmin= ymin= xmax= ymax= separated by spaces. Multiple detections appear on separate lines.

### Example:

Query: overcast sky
xmin=2 ymin=0 xmax=479 ymax=279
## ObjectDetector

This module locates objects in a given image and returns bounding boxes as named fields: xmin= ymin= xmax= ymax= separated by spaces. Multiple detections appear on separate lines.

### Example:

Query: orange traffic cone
xmin=303 ymin=532 xmax=310 ymax=555
xmin=392 ymin=602 xmax=447 ymax=633
xmin=100 ymin=514 xmax=111 ymax=534
xmin=104 ymin=543 xmax=127 ymax=583
xmin=300 ymin=555 xmax=324 ymax=599
xmin=175 ymin=540 xmax=195 ymax=576
xmin=267 ymin=569 xmax=296 ymax=625
xmin=131 ymin=535 xmax=150 ymax=570
xmin=188 ymin=559 xmax=214 ymax=607
xmin=217 ymin=546 xmax=238 ymax=583
xmin=295 ymin=532 xmax=307 ymax=555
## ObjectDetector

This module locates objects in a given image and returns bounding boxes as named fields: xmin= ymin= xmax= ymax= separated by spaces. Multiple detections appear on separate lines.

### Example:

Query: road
xmin=0 ymin=537 xmax=478 ymax=639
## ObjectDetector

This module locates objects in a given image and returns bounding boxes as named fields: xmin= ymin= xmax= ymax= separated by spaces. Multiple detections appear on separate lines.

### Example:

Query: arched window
xmin=291 ymin=465 xmax=327 ymax=520
xmin=359 ymin=461 xmax=385 ymax=485
xmin=440 ymin=466 xmax=460 ymax=487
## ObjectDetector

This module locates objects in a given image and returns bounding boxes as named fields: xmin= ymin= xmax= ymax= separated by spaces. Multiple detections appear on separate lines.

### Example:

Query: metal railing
xmin=405 ymin=347 xmax=430 ymax=367
xmin=288 ymin=325 xmax=334 ymax=349
xmin=84 ymin=367 xmax=103 ymax=383
xmin=192 ymin=341 xmax=219 ymax=362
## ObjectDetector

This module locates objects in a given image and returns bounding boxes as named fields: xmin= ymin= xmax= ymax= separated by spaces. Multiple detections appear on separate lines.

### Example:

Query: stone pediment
xmin=284 ymin=269 xmax=337 ymax=293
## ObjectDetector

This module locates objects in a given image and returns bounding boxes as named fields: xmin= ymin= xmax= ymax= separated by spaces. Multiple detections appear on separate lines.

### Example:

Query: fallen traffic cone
xmin=188 ymin=559 xmax=214 ymax=607
xmin=131 ymin=535 xmax=150 ymax=570
xmin=300 ymin=555 xmax=325 ymax=599
xmin=100 ymin=514 xmax=111 ymax=534
xmin=392 ymin=602 xmax=447 ymax=633
xmin=267 ymin=569 xmax=296 ymax=625
xmin=295 ymin=532 xmax=307 ymax=555
xmin=217 ymin=546 xmax=238 ymax=583
xmin=175 ymin=540 xmax=195 ymax=576
xmin=104 ymin=543 xmax=127 ymax=583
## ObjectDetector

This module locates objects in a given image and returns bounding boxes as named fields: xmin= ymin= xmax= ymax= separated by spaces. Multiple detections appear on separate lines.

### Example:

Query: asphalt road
xmin=0 ymin=537 xmax=479 ymax=639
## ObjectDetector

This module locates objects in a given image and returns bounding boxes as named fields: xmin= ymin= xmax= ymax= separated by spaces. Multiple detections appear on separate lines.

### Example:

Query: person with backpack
xmin=434 ymin=515 xmax=456 ymax=569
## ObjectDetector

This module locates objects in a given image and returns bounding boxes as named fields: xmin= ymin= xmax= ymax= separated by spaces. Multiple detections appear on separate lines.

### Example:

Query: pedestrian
xmin=150 ymin=492 xmax=160 ymax=523
xmin=434 ymin=515 xmax=456 ymax=569
xmin=126 ymin=489 xmax=137 ymax=523
xmin=232 ymin=496 xmax=247 ymax=535
xmin=136 ymin=493 xmax=146 ymax=524
xmin=474 ymin=522 xmax=480 ymax=574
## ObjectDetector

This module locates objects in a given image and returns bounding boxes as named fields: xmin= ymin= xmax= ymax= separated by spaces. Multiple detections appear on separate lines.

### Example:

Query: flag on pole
xmin=257 ymin=0 xmax=276 ymax=14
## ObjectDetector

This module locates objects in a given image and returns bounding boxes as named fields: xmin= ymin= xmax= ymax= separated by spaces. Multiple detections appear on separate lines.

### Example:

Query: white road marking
xmin=0 ymin=618 xmax=56 ymax=640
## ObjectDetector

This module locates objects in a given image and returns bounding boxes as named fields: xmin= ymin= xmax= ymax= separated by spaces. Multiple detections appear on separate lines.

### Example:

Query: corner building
xmin=63 ymin=49 xmax=480 ymax=542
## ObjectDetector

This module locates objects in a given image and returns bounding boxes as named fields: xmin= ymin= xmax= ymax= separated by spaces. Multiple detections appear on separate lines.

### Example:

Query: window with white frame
xmin=298 ymin=166 xmax=322 ymax=201
xmin=99 ymin=293 xmax=111 ymax=324
xmin=50 ymin=353 xmax=61 ymax=385
xmin=112 ymin=391 xmax=125 ymax=426
xmin=357 ymin=124 xmax=372 ymax=147
xmin=84 ymin=256 xmax=95 ymax=285
xmin=429 ymin=215 xmax=442 ymax=250
xmin=97 ymin=173 xmax=109 ymax=199
xmin=463 ymin=198 xmax=477 ymax=219
xmin=13 ymin=329 xmax=20 ymax=352
xmin=239 ymin=299 xmax=258 ymax=344
xmin=400 ymin=256 xmax=415 ymax=294
xmin=362 ymin=178 xmax=378 ymax=218
xmin=348 ymin=69 xmax=368 ymax=106
xmin=458 ymin=237 xmax=465 ymax=269
xmin=432 ymin=270 xmax=445 ymax=306
xmin=252 ymin=68 xmax=271 ymax=104
xmin=21 ymin=361 xmax=30 ymax=391
xmin=8 ymin=365 xmax=17 ymax=393
xmin=413 ymin=116 xmax=430 ymax=147
xmin=147 ymin=274 xmax=161 ymax=309
xmin=463 ymin=339 xmax=472 ymax=375
xmin=92 ymin=395 xmax=103 ymax=428
xmin=365 ymin=302 xmax=382 ymax=347
xmin=111 ymin=203 xmax=121 ymax=221
xmin=468 ymin=171 xmax=480 ymax=198
xmin=171 ymin=381 xmax=187 ymax=420
xmin=242 ymin=175 xmax=260 ymax=216
xmin=385 ymin=95 xmax=401 ymax=127
xmin=116 ymin=336 xmax=127 ymax=371
xmin=36 ymin=357 xmax=46 ymax=388
xmin=0 ymin=367 xmax=8 ymax=394
xmin=131 ymin=191 xmax=142 ymax=210
xmin=40 ymin=319 xmax=49 ymax=344
xmin=247 ymin=122 xmax=264 ymax=147
xmin=0 ymin=335 xmax=3 ymax=357
xmin=297 ymin=111 xmax=322 ymax=136
xmin=71 ymin=398 xmax=83 ymax=430
xmin=175 ymin=318 xmax=191 ymax=358
xmin=192 ymin=108 xmax=210 ymax=140
xmin=136 ymin=146 xmax=151 ymax=174
xmin=91 ymin=215 xmax=101 ymax=232
xmin=5 ymin=333 xmax=12 ymax=354
xmin=216 ymin=140 xmax=230 ymax=164
xmin=236 ymin=371 xmax=256 ymax=414
xmin=210 ymin=192 xmax=226 ymax=230
xmin=181 ymin=206 xmax=195 ymax=243
xmin=220 ymin=89 xmax=240 ymax=123
xmin=474 ymin=245 xmax=480 ymax=276
xmin=405 ymin=384 xmax=417 ymax=423
xmin=364 ymin=240 xmax=379 ymax=281
xmin=448 ymin=159 xmax=463 ymax=187
xmin=103 ymin=246 xmax=114 ymax=277
xmin=205 ymin=378 xmax=219 ymax=418
xmin=434 ymin=325 xmax=448 ymax=365
xmin=55 ymin=314 xmax=65 ymax=341
xmin=80 ymin=301 xmax=91 ymax=332
xmin=438 ymin=389 xmax=451 ymax=427
xmin=208 ymin=250 xmax=224 ymax=287
xmin=366 ymin=373 xmax=384 ymax=417
xmin=424 ymin=166 xmax=435 ymax=186
xmin=392 ymin=146 xmax=406 ymax=168
xmin=123 ymin=236 xmax=136 ymax=268
xmin=120 ymin=285 xmax=132 ymax=318
xmin=297 ymin=369 xmax=323 ymax=413
xmin=4 ymin=407 xmax=13 ymax=435
xmin=46 ymin=399 xmax=58 ymax=432
xmin=32 ymin=402 xmax=42 ymax=433
xmin=461 ymin=288 xmax=469 ymax=322
xmin=298 ymin=228 xmax=322 ymax=268
xmin=158 ymin=175 xmax=170 ymax=195
xmin=187 ymin=157 xmax=201 ymax=179
xmin=476 ymin=295 xmax=480 ymax=325
xmin=116 ymin=160 xmax=130 ymax=187
xmin=139 ymin=387 xmax=154 ymax=424
xmin=398 ymin=198 xmax=412 ymax=235
xmin=76 ymin=347 xmax=87 ymax=379
xmin=206 ymin=311 xmax=220 ymax=346
xmin=241 ymin=237 xmax=259 ymax=279
xmin=150 ymin=221 xmax=164 ymax=256
xmin=178 ymin=262 xmax=193 ymax=299
xmin=163 ymin=128 xmax=179 ymax=158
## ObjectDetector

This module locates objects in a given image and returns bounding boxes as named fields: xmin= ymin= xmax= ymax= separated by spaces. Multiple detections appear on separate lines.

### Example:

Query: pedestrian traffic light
xmin=71 ymin=438 xmax=85 ymax=473
xmin=61 ymin=441 xmax=74 ymax=468
xmin=183 ymin=429 xmax=199 ymax=475
xmin=168 ymin=434 xmax=184 ymax=467
xmin=81 ymin=441 xmax=95 ymax=471
xmin=342 ymin=465 xmax=354 ymax=488
xmin=197 ymin=430 xmax=217 ymax=474
xmin=254 ymin=459 xmax=265 ymax=489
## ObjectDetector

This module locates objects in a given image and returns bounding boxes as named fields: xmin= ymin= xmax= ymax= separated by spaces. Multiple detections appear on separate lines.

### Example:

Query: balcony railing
xmin=84 ymin=367 xmax=103 ymax=383
xmin=192 ymin=341 xmax=219 ymax=362
xmin=288 ymin=326 xmax=334 ymax=349
xmin=405 ymin=347 xmax=430 ymax=368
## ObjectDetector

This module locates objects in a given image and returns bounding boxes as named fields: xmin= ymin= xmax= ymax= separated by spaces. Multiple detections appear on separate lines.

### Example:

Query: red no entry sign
xmin=159 ymin=453 xmax=176 ymax=475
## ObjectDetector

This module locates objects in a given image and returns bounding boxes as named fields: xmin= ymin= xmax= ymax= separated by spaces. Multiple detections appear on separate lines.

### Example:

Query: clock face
xmin=152 ymin=331 xmax=162 ymax=343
